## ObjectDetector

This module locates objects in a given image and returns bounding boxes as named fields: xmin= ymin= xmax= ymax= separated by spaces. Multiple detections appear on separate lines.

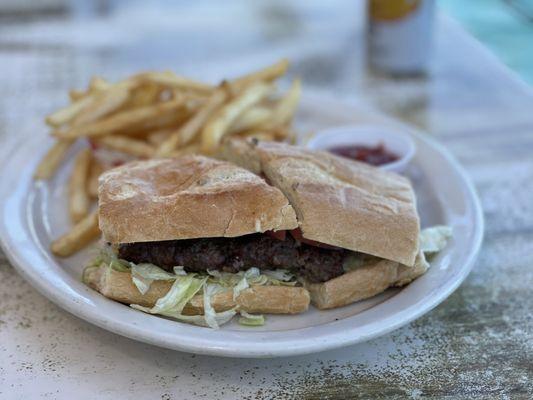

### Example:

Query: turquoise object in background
xmin=441 ymin=0 xmax=533 ymax=85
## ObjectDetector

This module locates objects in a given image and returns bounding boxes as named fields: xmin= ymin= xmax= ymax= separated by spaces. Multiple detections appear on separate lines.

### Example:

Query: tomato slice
xmin=111 ymin=160 xmax=125 ymax=167
xmin=88 ymin=139 xmax=99 ymax=151
xmin=289 ymin=228 xmax=341 ymax=250
xmin=265 ymin=230 xmax=287 ymax=241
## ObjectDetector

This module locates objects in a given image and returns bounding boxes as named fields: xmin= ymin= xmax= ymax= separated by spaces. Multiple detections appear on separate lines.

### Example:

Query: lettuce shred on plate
xmin=419 ymin=225 xmax=452 ymax=254
xmin=343 ymin=226 xmax=451 ymax=272
xmin=84 ymin=226 xmax=451 ymax=329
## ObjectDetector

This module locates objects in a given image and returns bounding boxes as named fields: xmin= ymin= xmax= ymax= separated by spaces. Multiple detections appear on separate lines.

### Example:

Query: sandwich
xmin=221 ymin=139 xmax=448 ymax=309
xmin=84 ymin=139 xmax=450 ymax=328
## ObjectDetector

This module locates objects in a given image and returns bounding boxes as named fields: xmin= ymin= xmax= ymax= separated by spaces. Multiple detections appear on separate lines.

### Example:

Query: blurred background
xmin=1 ymin=0 xmax=532 ymax=136
xmin=1 ymin=0 xmax=532 ymax=82
xmin=442 ymin=0 xmax=533 ymax=84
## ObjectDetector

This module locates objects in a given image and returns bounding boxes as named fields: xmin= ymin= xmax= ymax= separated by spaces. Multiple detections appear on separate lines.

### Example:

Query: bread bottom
xmin=84 ymin=264 xmax=310 ymax=315
xmin=304 ymin=251 xmax=429 ymax=310
xmin=84 ymin=251 xmax=428 ymax=316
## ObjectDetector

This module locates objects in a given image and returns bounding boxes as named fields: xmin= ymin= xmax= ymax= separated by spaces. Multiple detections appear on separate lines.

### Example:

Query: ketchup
xmin=265 ymin=228 xmax=341 ymax=250
xmin=289 ymin=228 xmax=341 ymax=249
xmin=327 ymin=143 xmax=398 ymax=166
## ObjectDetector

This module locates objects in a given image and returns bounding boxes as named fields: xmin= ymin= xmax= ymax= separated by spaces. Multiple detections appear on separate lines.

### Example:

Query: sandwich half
xmin=222 ymin=139 xmax=428 ymax=309
xmin=84 ymin=156 xmax=312 ymax=327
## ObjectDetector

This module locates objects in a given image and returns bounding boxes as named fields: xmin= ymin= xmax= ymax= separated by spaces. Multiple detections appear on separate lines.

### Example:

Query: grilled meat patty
xmin=117 ymin=233 xmax=349 ymax=283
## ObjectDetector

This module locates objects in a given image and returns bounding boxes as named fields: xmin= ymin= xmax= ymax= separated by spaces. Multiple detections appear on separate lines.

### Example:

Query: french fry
xmin=201 ymin=83 xmax=272 ymax=153
xmin=167 ymin=143 xmax=201 ymax=158
xmin=157 ymin=88 xmax=227 ymax=156
xmin=54 ymin=79 xmax=135 ymax=127
xmin=142 ymin=99 xmax=202 ymax=135
xmin=125 ymin=83 xmax=162 ymax=108
xmin=242 ymin=126 xmax=293 ymax=141
xmin=288 ymin=130 xmax=300 ymax=144
xmin=89 ymin=76 xmax=111 ymax=93
xmin=135 ymin=99 xmax=201 ymax=134
xmin=136 ymin=71 xmax=214 ymax=95
xmin=69 ymin=149 xmax=92 ymax=223
xmin=146 ymin=129 xmax=173 ymax=146
xmin=87 ymin=156 xmax=105 ymax=199
xmin=72 ymin=84 xmax=132 ymax=126
xmin=228 ymin=106 xmax=272 ymax=134
xmin=51 ymin=211 xmax=100 ymax=257
xmin=122 ymin=112 xmax=191 ymax=140
xmin=230 ymin=59 xmax=289 ymax=91
xmin=272 ymin=126 xmax=293 ymax=140
xmin=45 ymin=95 xmax=95 ymax=128
xmin=34 ymin=139 xmax=75 ymax=180
xmin=69 ymin=89 xmax=86 ymax=101
xmin=239 ymin=131 xmax=276 ymax=142
xmin=54 ymin=99 xmax=186 ymax=139
xmin=172 ymin=88 xmax=209 ymax=102
xmin=263 ymin=79 xmax=301 ymax=128
xmin=94 ymin=135 xmax=156 ymax=158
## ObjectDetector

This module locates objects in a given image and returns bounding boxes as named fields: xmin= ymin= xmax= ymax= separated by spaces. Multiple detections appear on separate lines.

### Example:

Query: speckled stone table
xmin=1 ymin=2 xmax=532 ymax=399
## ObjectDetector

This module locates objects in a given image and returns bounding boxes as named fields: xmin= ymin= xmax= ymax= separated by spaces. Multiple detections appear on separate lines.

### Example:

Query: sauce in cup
xmin=327 ymin=143 xmax=399 ymax=166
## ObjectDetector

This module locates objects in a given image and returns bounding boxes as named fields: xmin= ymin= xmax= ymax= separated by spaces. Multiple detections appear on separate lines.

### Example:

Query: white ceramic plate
xmin=0 ymin=93 xmax=483 ymax=358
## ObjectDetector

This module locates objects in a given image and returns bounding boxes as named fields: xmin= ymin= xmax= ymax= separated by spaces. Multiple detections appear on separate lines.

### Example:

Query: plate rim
xmin=0 ymin=94 xmax=484 ymax=358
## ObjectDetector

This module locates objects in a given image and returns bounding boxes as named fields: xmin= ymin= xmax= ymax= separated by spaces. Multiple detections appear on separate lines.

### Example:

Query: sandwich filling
xmin=117 ymin=231 xmax=352 ymax=283
xmin=86 ymin=226 xmax=452 ymax=329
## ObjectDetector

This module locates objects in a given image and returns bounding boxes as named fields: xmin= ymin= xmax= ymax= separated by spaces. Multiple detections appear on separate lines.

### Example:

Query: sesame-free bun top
xmin=223 ymin=139 xmax=420 ymax=266
xmin=98 ymin=156 xmax=298 ymax=243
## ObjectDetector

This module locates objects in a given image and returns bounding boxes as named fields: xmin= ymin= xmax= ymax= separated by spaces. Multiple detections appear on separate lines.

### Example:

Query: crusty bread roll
xmin=304 ymin=251 xmax=429 ymax=310
xmin=84 ymin=264 xmax=310 ymax=315
xmin=223 ymin=139 xmax=420 ymax=266
xmin=98 ymin=156 xmax=298 ymax=243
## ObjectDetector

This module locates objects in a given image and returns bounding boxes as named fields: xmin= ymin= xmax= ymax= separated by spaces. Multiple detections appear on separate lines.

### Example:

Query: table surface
xmin=1 ymin=2 xmax=532 ymax=399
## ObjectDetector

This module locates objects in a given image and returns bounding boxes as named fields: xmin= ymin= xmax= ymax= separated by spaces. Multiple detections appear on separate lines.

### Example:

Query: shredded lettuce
xmin=233 ymin=274 xmax=250 ymax=301
xmin=131 ymin=275 xmax=207 ymax=318
xmin=343 ymin=254 xmax=366 ymax=272
xmin=262 ymin=269 xmax=295 ymax=283
xmin=133 ymin=276 xmax=236 ymax=329
xmin=201 ymin=284 xmax=237 ymax=329
xmin=174 ymin=309 xmax=238 ymax=328
xmin=97 ymin=247 xmax=130 ymax=272
xmin=239 ymin=311 xmax=265 ymax=326
xmin=127 ymin=266 xmax=293 ymax=329
xmin=81 ymin=265 xmax=99 ymax=285
xmin=202 ymin=284 xmax=220 ymax=329
xmin=207 ymin=267 xmax=297 ymax=288
xmin=343 ymin=253 xmax=380 ymax=272
xmin=131 ymin=263 xmax=177 ymax=295
xmin=173 ymin=266 xmax=187 ymax=276
xmin=109 ymin=259 xmax=130 ymax=272
xmin=420 ymin=226 xmax=452 ymax=254
xmin=342 ymin=226 xmax=452 ymax=273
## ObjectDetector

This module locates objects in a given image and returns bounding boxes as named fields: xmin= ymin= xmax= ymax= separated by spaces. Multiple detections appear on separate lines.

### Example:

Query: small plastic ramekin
xmin=306 ymin=124 xmax=416 ymax=174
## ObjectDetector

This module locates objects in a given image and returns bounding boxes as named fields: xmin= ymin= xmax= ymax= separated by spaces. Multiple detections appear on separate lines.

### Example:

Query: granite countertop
xmin=0 ymin=2 xmax=531 ymax=399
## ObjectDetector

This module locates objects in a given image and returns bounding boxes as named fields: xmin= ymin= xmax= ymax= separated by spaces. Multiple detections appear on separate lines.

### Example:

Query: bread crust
xmin=304 ymin=251 xmax=429 ymax=310
xmin=98 ymin=156 xmax=298 ymax=243
xmin=223 ymin=139 xmax=420 ymax=266
xmin=84 ymin=264 xmax=310 ymax=315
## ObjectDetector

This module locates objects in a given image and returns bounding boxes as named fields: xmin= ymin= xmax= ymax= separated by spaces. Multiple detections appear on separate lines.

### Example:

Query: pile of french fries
xmin=34 ymin=59 xmax=301 ymax=257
